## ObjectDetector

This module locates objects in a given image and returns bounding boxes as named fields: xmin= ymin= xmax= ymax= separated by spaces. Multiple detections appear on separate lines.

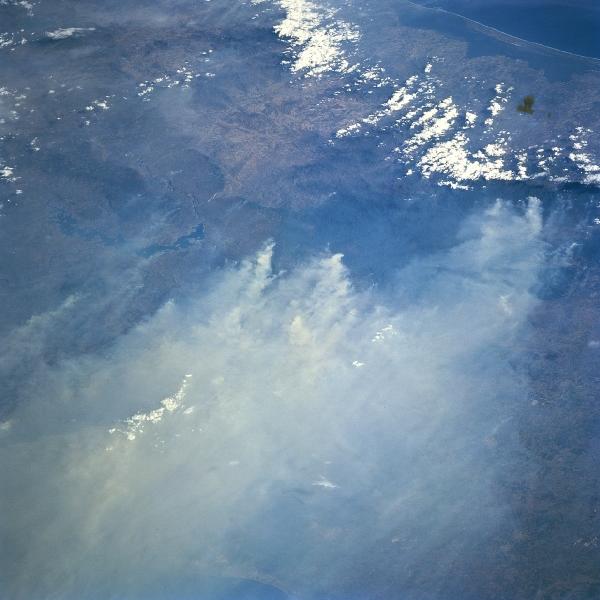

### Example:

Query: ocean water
xmin=410 ymin=0 xmax=600 ymax=58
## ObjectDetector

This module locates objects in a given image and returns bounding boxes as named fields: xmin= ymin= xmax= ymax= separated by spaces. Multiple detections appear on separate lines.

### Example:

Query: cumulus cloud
xmin=45 ymin=27 xmax=96 ymax=40
xmin=0 ymin=199 xmax=543 ymax=599
xmin=256 ymin=0 xmax=361 ymax=78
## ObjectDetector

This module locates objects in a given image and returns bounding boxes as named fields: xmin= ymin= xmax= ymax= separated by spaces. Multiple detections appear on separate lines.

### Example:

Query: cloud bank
xmin=0 ymin=199 xmax=543 ymax=599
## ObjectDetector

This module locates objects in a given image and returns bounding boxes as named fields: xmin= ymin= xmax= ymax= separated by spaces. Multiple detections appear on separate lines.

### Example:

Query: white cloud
xmin=256 ymin=0 xmax=360 ymax=77
xmin=45 ymin=27 xmax=95 ymax=40
xmin=484 ymin=83 xmax=512 ymax=127
xmin=417 ymin=131 xmax=516 ymax=187
xmin=568 ymin=127 xmax=600 ymax=185
xmin=403 ymin=97 xmax=459 ymax=155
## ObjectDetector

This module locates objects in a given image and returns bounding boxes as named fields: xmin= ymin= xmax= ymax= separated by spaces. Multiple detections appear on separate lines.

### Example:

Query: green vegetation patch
xmin=517 ymin=95 xmax=535 ymax=114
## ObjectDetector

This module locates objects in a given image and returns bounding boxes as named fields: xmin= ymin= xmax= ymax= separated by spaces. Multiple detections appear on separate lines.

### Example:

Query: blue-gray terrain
xmin=1 ymin=0 xmax=600 ymax=599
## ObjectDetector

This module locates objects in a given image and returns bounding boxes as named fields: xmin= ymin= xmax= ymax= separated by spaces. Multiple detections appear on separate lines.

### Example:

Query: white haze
xmin=0 ymin=199 xmax=543 ymax=599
